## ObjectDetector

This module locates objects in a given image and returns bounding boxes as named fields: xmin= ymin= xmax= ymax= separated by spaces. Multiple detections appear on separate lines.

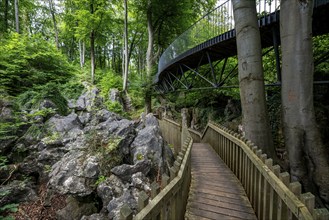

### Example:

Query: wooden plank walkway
xmin=185 ymin=143 xmax=257 ymax=220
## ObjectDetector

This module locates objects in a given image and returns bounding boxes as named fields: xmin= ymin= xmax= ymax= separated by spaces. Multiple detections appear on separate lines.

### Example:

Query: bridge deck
xmin=185 ymin=143 xmax=257 ymax=220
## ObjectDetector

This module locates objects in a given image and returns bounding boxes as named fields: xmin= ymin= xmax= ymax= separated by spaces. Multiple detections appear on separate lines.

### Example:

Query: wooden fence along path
xmin=120 ymin=119 xmax=329 ymax=219
xmin=186 ymin=143 xmax=257 ymax=220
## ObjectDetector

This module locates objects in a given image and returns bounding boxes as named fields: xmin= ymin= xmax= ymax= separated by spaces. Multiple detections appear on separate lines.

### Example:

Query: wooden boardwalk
xmin=185 ymin=143 xmax=257 ymax=220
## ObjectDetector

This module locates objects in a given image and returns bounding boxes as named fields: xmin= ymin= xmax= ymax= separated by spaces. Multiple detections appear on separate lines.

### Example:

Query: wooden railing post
xmin=138 ymin=191 xmax=149 ymax=212
xmin=120 ymin=204 xmax=133 ymax=220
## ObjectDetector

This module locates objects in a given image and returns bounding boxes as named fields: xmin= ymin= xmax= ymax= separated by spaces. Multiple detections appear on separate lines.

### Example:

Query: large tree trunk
xmin=79 ymin=40 xmax=85 ymax=68
xmin=4 ymin=0 xmax=9 ymax=32
xmin=145 ymin=0 xmax=154 ymax=113
xmin=123 ymin=0 xmax=129 ymax=92
xmin=90 ymin=30 xmax=95 ymax=84
xmin=15 ymin=0 xmax=19 ymax=33
xmin=280 ymin=0 xmax=329 ymax=205
xmin=90 ymin=1 xmax=95 ymax=84
xmin=232 ymin=0 xmax=274 ymax=157
xmin=48 ymin=0 xmax=59 ymax=49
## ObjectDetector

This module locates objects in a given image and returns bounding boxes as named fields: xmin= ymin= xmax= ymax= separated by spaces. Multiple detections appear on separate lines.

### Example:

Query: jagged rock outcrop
xmin=131 ymin=114 xmax=174 ymax=175
xmin=1 ymin=86 xmax=174 ymax=219
xmin=107 ymin=189 xmax=137 ymax=220
xmin=111 ymin=160 xmax=151 ymax=182
xmin=56 ymin=196 xmax=98 ymax=220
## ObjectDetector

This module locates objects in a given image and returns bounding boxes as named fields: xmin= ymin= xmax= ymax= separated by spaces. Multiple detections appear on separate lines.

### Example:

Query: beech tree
xmin=232 ymin=0 xmax=274 ymax=156
xmin=123 ymin=0 xmax=129 ymax=92
xmin=15 ymin=0 xmax=19 ymax=33
xmin=47 ymin=0 xmax=59 ymax=49
xmin=280 ymin=0 xmax=329 ymax=205
xmin=133 ymin=0 xmax=216 ymax=113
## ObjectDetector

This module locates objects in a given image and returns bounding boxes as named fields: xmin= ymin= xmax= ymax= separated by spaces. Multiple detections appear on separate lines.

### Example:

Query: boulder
xmin=81 ymin=213 xmax=108 ymax=220
xmin=97 ymin=175 xmax=126 ymax=210
xmin=131 ymin=113 xmax=174 ymax=175
xmin=107 ymin=190 xmax=137 ymax=220
xmin=131 ymin=172 xmax=151 ymax=192
xmin=79 ymin=112 xmax=92 ymax=125
xmin=108 ymin=88 xmax=122 ymax=104
xmin=111 ymin=160 xmax=151 ymax=182
xmin=39 ymin=99 xmax=57 ymax=110
xmin=47 ymin=113 xmax=82 ymax=133
xmin=56 ymin=196 xmax=97 ymax=220
xmin=130 ymin=126 xmax=164 ymax=170
xmin=144 ymin=113 xmax=159 ymax=127
xmin=0 ymin=180 xmax=37 ymax=207
xmin=49 ymin=151 xmax=100 ymax=197
xmin=75 ymin=87 xmax=102 ymax=111
xmin=0 ymin=99 xmax=14 ymax=122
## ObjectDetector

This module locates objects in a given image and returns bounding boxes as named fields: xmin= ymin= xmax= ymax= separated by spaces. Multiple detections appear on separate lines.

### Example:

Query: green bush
xmin=16 ymin=82 xmax=68 ymax=115
xmin=98 ymin=69 xmax=123 ymax=99
xmin=59 ymin=79 xmax=85 ymax=100
xmin=0 ymin=33 xmax=73 ymax=96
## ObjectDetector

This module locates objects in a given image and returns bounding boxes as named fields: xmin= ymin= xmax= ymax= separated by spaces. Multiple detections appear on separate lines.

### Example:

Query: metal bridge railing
xmin=157 ymin=0 xmax=280 ymax=75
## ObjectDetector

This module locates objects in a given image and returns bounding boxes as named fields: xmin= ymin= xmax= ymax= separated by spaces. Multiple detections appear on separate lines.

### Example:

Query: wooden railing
xmin=189 ymin=121 xmax=329 ymax=220
xmin=158 ymin=118 xmax=182 ymax=154
xmin=120 ymin=119 xmax=328 ymax=219
xmin=119 ymin=118 xmax=192 ymax=220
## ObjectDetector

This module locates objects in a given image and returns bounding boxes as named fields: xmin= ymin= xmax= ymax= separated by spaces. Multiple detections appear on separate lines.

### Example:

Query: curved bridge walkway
xmin=185 ymin=143 xmax=257 ymax=220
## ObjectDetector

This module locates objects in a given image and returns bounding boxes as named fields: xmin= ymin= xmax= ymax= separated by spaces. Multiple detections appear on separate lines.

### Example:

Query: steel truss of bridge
xmin=153 ymin=0 xmax=329 ymax=94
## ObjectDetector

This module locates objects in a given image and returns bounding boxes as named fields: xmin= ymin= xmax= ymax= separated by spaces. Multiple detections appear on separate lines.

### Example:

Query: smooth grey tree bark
xmin=90 ymin=30 xmax=95 ymax=84
xmin=90 ymin=1 xmax=95 ymax=84
xmin=48 ymin=0 xmax=59 ymax=49
xmin=4 ymin=0 xmax=9 ymax=32
xmin=232 ymin=0 xmax=274 ymax=157
xmin=15 ymin=0 xmax=19 ymax=33
xmin=145 ymin=0 xmax=154 ymax=114
xmin=123 ymin=0 xmax=129 ymax=92
xmin=280 ymin=0 xmax=329 ymax=205
xmin=79 ymin=40 xmax=85 ymax=68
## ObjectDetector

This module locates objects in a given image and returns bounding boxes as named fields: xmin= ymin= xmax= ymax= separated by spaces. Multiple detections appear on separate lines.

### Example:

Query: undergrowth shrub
xmin=16 ymin=82 xmax=68 ymax=115
xmin=0 ymin=33 xmax=73 ymax=96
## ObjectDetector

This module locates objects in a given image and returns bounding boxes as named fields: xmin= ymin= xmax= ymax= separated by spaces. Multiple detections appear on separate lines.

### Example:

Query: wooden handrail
xmin=120 ymin=119 xmax=329 ymax=219
xmin=192 ymin=121 xmax=329 ymax=220
xmin=120 ymin=118 xmax=192 ymax=220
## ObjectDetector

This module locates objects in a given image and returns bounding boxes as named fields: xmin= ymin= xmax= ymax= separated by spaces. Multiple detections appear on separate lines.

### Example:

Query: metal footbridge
xmin=153 ymin=0 xmax=329 ymax=93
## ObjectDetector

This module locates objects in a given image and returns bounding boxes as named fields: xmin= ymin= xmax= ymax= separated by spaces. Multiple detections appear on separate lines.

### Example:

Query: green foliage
xmin=0 ymin=155 xmax=9 ymax=170
xmin=16 ymin=82 xmax=69 ymax=115
xmin=0 ymin=188 xmax=18 ymax=219
xmin=98 ymin=69 xmax=123 ymax=98
xmin=85 ymin=129 xmax=123 ymax=176
xmin=136 ymin=153 xmax=144 ymax=161
xmin=0 ymin=203 xmax=18 ymax=220
xmin=26 ymin=109 xmax=56 ymax=121
xmin=313 ymin=34 xmax=329 ymax=77
xmin=0 ymin=33 xmax=73 ymax=96
xmin=43 ymin=164 xmax=52 ymax=173
xmin=128 ymin=73 xmax=148 ymax=110
xmin=95 ymin=175 xmax=107 ymax=186
xmin=104 ymin=101 xmax=125 ymax=116
xmin=22 ymin=124 xmax=44 ymax=141
xmin=0 ymin=122 xmax=19 ymax=141
xmin=59 ymin=75 xmax=85 ymax=100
